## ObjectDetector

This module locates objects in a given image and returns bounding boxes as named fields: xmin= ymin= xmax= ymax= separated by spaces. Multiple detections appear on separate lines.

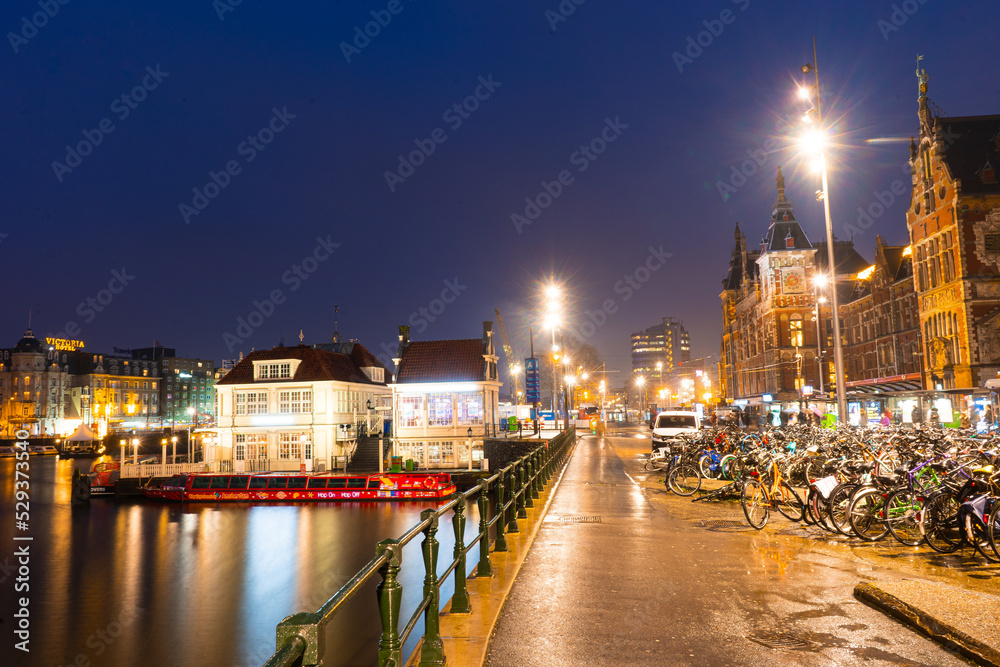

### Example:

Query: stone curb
xmin=854 ymin=582 xmax=1000 ymax=667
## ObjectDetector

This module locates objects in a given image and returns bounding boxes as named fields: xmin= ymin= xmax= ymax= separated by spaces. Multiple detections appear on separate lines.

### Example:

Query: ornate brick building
xmin=842 ymin=236 xmax=922 ymax=393
xmin=906 ymin=67 xmax=1000 ymax=388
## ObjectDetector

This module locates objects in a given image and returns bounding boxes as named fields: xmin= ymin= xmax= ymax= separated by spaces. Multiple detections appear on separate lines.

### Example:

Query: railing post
xmin=523 ymin=458 xmax=535 ymax=508
xmin=419 ymin=509 xmax=445 ymax=667
xmin=532 ymin=450 xmax=542 ymax=498
xmin=475 ymin=482 xmax=493 ymax=577
xmin=274 ymin=611 xmax=322 ymax=666
xmin=450 ymin=497 xmax=472 ymax=613
xmin=505 ymin=468 xmax=519 ymax=533
xmin=516 ymin=461 xmax=528 ymax=517
xmin=493 ymin=476 xmax=508 ymax=552
xmin=376 ymin=539 xmax=403 ymax=667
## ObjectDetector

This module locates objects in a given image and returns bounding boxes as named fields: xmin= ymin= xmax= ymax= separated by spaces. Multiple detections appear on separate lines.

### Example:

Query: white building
xmin=390 ymin=322 xmax=502 ymax=469
xmin=210 ymin=342 xmax=390 ymax=471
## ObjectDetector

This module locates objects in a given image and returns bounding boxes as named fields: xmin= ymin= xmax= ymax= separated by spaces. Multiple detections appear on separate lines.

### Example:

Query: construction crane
xmin=494 ymin=308 xmax=523 ymax=399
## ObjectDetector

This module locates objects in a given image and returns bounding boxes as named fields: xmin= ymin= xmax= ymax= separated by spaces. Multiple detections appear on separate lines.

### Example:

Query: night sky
xmin=4 ymin=0 xmax=999 ymax=380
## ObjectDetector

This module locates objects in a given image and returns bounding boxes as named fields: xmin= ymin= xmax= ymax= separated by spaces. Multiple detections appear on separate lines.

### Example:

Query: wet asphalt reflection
xmin=484 ymin=428 xmax=980 ymax=666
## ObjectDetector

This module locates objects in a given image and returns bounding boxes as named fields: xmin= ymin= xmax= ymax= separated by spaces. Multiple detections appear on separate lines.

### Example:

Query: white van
xmin=651 ymin=410 xmax=701 ymax=449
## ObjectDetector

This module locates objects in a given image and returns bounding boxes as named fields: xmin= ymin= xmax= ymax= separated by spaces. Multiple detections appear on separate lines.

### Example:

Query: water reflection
xmin=0 ymin=458 xmax=481 ymax=667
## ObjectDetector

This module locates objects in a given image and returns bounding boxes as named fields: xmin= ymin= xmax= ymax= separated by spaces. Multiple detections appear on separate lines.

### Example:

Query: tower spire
xmin=776 ymin=165 xmax=786 ymax=202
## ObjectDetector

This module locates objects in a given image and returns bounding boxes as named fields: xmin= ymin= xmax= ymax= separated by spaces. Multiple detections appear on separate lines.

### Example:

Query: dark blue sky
xmin=4 ymin=0 xmax=998 ymax=378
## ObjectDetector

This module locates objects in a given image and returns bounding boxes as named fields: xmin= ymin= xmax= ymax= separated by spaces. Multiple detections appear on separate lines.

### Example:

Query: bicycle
xmin=740 ymin=451 xmax=805 ymax=529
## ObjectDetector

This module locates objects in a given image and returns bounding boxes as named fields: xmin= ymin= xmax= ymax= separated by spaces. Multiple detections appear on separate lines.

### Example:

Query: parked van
xmin=651 ymin=410 xmax=700 ymax=449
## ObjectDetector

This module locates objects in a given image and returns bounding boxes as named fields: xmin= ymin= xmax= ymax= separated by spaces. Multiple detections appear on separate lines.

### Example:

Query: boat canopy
xmin=66 ymin=423 xmax=99 ymax=441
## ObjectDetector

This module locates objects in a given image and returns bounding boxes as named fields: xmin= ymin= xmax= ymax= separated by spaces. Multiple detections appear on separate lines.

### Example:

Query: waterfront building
xmin=211 ymin=341 xmax=390 ymax=472
xmin=390 ymin=322 xmax=501 ymax=469
xmin=0 ymin=329 xmax=70 ymax=436
xmin=630 ymin=317 xmax=690 ymax=386
xmin=905 ymin=69 xmax=1000 ymax=389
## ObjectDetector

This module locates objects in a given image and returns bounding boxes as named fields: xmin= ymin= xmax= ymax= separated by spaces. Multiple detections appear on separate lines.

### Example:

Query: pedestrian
xmin=880 ymin=409 xmax=891 ymax=427
xmin=929 ymin=406 xmax=940 ymax=427
xmin=910 ymin=404 xmax=920 ymax=425
xmin=985 ymin=405 xmax=995 ymax=425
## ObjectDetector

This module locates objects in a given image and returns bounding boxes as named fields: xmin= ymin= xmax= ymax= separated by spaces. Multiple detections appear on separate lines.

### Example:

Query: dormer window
xmin=363 ymin=367 xmax=385 ymax=383
xmin=253 ymin=359 xmax=301 ymax=380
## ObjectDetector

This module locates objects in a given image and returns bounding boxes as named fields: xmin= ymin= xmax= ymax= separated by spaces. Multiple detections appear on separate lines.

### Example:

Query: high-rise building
xmin=131 ymin=345 xmax=216 ymax=426
xmin=630 ymin=317 xmax=690 ymax=385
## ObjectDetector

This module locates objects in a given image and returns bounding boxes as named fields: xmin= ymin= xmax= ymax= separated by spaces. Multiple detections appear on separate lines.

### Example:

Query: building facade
xmin=391 ymin=322 xmax=501 ymax=469
xmin=131 ymin=346 xmax=216 ymax=426
xmin=211 ymin=342 xmax=390 ymax=472
xmin=905 ymin=69 xmax=1000 ymax=389
xmin=719 ymin=168 xmax=870 ymax=408
xmin=630 ymin=317 xmax=690 ymax=386
xmin=842 ymin=236 xmax=922 ymax=393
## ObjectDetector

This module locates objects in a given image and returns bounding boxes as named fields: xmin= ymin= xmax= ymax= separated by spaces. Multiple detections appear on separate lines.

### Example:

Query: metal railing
xmin=119 ymin=460 xmax=232 ymax=478
xmin=261 ymin=428 xmax=576 ymax=667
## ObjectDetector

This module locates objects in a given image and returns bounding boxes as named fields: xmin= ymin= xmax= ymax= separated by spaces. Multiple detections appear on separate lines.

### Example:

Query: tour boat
xmin=28 ymin=445 xmax=59 ymax=456
xmin=141 ymin=472 xmax=457 ymax=502
xmin=89 ymin=459 xmax=121 ymax=496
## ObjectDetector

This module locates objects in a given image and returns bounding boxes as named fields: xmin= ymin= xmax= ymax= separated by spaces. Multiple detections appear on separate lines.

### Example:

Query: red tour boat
xmin=141 ymin=471 xmax=456 ymax=502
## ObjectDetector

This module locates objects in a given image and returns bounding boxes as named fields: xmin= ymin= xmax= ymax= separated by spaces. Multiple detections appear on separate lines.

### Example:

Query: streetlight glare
xmin=809 ymin=157 xmax=826 ymax=173
xmin=635 ymin=376 xmax=645 ymax=386
xmin=797 ymin=86 xmax=810 ymax=100
xmin=813 ymin=273 xmax=829 ymax=287
xmin=544 ymin=284 xmax=560 ymax=299
xmin=799 ymin=128 xmax=826 ymax=154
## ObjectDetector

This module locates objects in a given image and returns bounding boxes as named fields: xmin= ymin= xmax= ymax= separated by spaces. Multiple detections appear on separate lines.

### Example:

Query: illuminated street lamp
xmin=186 ymin=406 xmax=196 ymax=463
xmin=635 ymin=375 xmax=646 ymax=418
xmin=797 ymin=38 xmax=847 ymax=424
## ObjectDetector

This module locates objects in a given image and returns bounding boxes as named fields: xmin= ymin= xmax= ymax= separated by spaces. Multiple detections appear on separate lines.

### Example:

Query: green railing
xmin=261 ymin=428 xmax=576 ymax=667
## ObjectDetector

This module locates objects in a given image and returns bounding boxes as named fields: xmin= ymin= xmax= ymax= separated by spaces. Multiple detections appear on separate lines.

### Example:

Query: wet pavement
xmin=484 ymin=428 xmax=984 ymax=666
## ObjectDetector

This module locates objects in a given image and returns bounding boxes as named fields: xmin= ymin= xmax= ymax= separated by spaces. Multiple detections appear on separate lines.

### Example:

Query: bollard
xmin=450 ymin=497 xmax=471 ymax=613
xmin=505 ymin=468 xmax=519 ymax=533
xmin=475 ymin=482 xmax=494 ymax=576
xmin=493 ymin=476 xmax=508 ymax=552
xmin=418 ymin=510 xmax=445 ymax=666
xmin=516 ymin=462 xmax=528 ymax=518
xmin=376 ymin=539 xmax=403 ymax=667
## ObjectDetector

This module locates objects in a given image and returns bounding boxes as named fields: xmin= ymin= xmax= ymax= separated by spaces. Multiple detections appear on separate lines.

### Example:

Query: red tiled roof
xmin=217 ymin=344 xmax=386 ymax=386
xmin=395 ymin=339 xmax=484 ymax=383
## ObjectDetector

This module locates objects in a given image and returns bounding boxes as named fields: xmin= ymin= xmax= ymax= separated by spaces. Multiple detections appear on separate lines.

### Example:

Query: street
xmin=484 ymin=426 xmax=992 ymax=666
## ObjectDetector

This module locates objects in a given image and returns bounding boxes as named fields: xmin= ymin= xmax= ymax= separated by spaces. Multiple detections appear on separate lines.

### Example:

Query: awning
xmin=845 ymin=373 xmax=922 ymax=395
xmin=66 ymin=422 xmax=98 ymax=441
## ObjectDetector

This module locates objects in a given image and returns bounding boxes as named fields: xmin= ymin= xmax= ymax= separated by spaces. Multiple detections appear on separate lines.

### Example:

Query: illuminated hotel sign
xmin=45 ymin=337 xmax=85 ymax=351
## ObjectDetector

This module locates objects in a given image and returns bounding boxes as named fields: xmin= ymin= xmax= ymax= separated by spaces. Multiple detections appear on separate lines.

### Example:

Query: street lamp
xmin=797 ymin=37 xmax=847 ymax=424
xmin=186 ymin=406 xmax=196 ymax=464
xmin=510 ymin=363 xmax=522 ymax=403
xmin=635 ymin=375 xmax=646 ymax=419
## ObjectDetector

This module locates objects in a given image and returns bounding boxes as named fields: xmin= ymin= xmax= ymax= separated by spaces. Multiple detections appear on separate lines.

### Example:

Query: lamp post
xmin=798 ymin=38 xmax=847 ymax=424
xmin=171 ymin=435 xmax=178 ymax=465
xmin=812 ymin=274 xmax=828 ymax=395
xmin=467 ymin=426 xmax=474 ymax=471
xmin=635 ymin=375 xmax=646 ymax=421
xmin=186 ymin=406 xmax=196 ymax=464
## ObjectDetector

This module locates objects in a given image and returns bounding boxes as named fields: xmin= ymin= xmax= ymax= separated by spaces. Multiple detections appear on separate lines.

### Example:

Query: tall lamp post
xmin=812 ymin=274 xmax=828 ymax=395
xmin=798 ymin=37 xmax=847 ymax=424
xmin=635 ymin=375 xmax=646 ymax=421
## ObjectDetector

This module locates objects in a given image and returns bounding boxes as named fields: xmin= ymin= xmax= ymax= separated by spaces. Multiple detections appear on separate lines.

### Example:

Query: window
xmin=457 ymin=393 xmax=483 ymax=425
xmin=279 ymin=389 xmax=312 ymax=414
xmin=286 ymin=477 xmax=307 ymax=489
xmin=278 ymin=432 xmax=310 ymax=460
xmin=236 ymin=391 xmax=268 ymax=415
xmin=427 ymin=393 xmax=452 ymax=426
xmin=248 ymin=477 xmax=268 ymax=489
xmin=400 ymin=396 xmax=423 ymax=427
xmin=790 ymin=316 xmax=803 ymax=348
xmin=259 ymin=363 xmax=292 ymax=380
xmin=307 ymin=478 xmax=328 ymax=489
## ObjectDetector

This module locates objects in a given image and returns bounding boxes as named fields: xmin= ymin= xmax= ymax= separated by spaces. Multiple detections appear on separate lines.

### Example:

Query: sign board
xmin=508 ymin=416 xmax=518 ymax=431
xmin=762 ymin=394 xmax=773 ymax=403
xmin=45 ymin=337 xmax=84 ymax=351
xmin=525 ymin=357 xmax=541 ymax=404
xmin=801 ymin=385 xmax=814 ymax=396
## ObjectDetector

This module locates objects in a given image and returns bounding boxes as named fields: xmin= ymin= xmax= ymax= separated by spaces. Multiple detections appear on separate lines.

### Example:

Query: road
xmin=485 ymin=426 xmax=991 ymax=666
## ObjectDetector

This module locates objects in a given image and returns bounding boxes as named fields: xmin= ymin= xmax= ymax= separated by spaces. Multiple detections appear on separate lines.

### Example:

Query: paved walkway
xmin=483 ymin=432 xmax=971 ymax=666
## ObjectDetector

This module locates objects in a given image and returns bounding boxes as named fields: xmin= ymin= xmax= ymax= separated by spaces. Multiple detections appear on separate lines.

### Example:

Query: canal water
xmin=0 ymin=457 xmax=483 ymax=667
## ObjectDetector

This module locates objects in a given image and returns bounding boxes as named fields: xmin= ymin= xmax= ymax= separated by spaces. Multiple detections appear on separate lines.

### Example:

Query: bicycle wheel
xmin=699 ymin=454 xmax=719 ymax=480
xmin=885 ymin=489 xmax=924 ymax=546
xmin=719 ymin=454 xmax=736 ymax=481
xmin=803 ymin=489 xmax=818 ymax=525
xmin=827 ymin=483 xmax=858 ymax=535
xmin=741 ymin=478 xmax=769 ymax=529
xmin=809 ymin=488 xmax=835 ymax=532
xmin=775 ymin=481 xmax=806 ymax=522
xmin=921 ymin=492 xmax=961 ymax=553
xmin=967 ymin=513 xmax=1000 ymax=563
xmin=849 ymin=488 xmax=889 ymax=541
xmin=987 ymin=500 xmax=1000 ymax=561
xmin=667 ymin=463 xmax=701 ymax=496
